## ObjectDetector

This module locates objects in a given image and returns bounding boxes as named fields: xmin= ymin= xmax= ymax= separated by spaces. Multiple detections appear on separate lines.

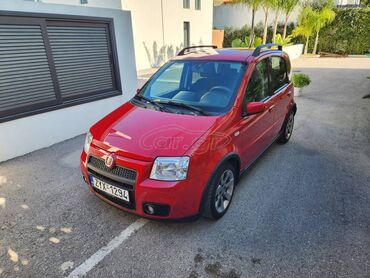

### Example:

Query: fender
xmin=198 ymin=152 xmax=241 ymax=214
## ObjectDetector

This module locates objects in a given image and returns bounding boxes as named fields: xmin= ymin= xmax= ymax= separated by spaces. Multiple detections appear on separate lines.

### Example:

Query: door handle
xmin=287 ymin=91 xmax=292 ymax=96
xmin=268 ymin=105 xmax=275 ymax=112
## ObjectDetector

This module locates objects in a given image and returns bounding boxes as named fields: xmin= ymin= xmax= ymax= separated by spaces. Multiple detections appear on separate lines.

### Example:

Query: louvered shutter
xmin=0 ymin=15 xmax=120 ymax=123
xmin=47 ymin=24 xmax=115 ymax=100
xmin=0 ymin=22 xmax=58 ymax=115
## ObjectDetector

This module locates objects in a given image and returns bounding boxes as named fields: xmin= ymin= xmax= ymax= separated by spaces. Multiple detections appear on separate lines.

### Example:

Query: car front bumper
xmin=80 ymin=147 xmax=207 ymax=220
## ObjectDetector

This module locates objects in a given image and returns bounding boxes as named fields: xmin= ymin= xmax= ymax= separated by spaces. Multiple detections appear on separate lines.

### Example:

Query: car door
xmin=237 ymin=58 xmax=275 ymax=168
xmin=269 ymin=56 xmax=292 ymax=137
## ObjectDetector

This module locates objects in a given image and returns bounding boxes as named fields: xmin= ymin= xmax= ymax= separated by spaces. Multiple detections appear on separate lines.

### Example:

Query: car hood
xmin=90 ymin=102 xmax=219 ymax=161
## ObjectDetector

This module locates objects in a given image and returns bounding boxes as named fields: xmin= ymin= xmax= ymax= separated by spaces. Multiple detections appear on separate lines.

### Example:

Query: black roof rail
xmin=177 ymin=45 xmax=217 ymax=56
xmin=252 ymin=43 xmax=282 ymax=57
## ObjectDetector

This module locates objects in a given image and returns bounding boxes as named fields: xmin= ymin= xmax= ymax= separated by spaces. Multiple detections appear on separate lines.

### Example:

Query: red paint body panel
xmin=80 ymin=48 xmax=296 ymax=219
xmin=90 ymin=102 xmax=219 ymax=160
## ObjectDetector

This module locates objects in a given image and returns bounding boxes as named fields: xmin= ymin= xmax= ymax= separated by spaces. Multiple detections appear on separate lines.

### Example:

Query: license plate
xmin=90 ymin=176 xmax=130 ymax=202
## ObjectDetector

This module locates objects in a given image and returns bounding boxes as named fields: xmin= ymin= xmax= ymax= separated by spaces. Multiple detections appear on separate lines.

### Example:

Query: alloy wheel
xmin=285 ymin=113 xmax=294 ymax=140
xmin=214 ymin=169 xmax=235 ymax=214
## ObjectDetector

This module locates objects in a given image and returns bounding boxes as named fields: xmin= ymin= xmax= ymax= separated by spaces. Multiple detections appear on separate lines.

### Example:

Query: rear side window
xmin=245 ymin=59 xmax=270 ymax=102
xmin=270 ymin=56 xmax=289 ymax=92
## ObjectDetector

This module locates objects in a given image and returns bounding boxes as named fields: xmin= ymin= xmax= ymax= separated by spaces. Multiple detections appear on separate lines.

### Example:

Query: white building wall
xmin=214 ymin=3 xmax=300 ymax=30
xmin=336 ymin=0 xmax=360 ymax=5
xmin=122 ymin=0 xmax=213 ymax=70
xmin=0 ymin=0 xmax=137 ymax=162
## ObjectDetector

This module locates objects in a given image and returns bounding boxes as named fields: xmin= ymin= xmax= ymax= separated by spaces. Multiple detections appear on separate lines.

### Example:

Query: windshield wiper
xmin=134 ymin=95 xmax=170 ymax=112
xmin=164 ymin=100 xmax=209 ymax=116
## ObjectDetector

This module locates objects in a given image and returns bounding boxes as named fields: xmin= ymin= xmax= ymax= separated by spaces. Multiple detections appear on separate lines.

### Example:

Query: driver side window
xmin=245 ymin=59 xmax=270 ymax=103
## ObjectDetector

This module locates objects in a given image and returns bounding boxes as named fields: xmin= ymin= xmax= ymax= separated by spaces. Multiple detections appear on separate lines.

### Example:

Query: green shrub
xmin=319 ymin=8 xmax=369 ymax=54
xmin=231 ymin=37 xmax=249 ymax=47
xmin=274 ymin=34 xmax=293 ymax=46
xmin=253 ymin=37 xmax=263 ymax=47
xmin=224 ymin=25 xmax=251 ymax=47
xmin=293 ymin=74 xmax=311 ymax=88
xmin=223 ymin=22 xmax=296 ymax=48
xmin=230 ymin=36 xmax=262 ymax=48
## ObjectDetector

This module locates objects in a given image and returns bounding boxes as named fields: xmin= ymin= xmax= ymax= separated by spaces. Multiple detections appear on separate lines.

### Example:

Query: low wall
xmin=283 ymin=44 xmax=304 ymax=61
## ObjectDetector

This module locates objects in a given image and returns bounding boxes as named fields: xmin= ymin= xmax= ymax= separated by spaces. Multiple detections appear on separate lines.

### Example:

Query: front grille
xmin=87 ymin=156 xmax=137 ymax=185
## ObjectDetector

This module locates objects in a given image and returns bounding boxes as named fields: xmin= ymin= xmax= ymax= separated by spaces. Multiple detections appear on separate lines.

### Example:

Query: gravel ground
xmin=0 ymin=57 xmax=369 ymax=278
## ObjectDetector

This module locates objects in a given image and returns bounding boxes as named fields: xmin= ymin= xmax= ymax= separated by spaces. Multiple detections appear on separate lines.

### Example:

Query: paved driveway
xmin=0 ymin=58 xmax=369 ymax=277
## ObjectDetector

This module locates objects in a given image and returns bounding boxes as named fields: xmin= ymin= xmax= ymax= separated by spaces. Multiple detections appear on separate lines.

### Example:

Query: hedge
xmin=317 ymin=8 xmax=370 ymax=54
xmin=222 ymin=8 xmax=369 ymax=55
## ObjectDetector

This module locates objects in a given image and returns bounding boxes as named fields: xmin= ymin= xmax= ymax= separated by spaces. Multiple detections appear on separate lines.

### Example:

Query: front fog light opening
xmin=143 ymin=203 xmax=170 ymax=217
xmin=145 ymin=204 xmax=155 ymax=215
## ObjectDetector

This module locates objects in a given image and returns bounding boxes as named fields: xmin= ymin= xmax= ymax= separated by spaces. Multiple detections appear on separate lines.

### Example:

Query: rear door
xmin=238 ymin=58 xmax=275 ymax=168
xmin=269 ymin=56 xmax=292 ymax=137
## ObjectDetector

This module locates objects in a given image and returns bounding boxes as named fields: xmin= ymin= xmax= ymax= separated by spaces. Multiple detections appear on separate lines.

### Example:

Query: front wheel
xmin=202 ymin=163 xmax=236 ymax=220
xmin=277 ymin=111 xmax=294 ymax=144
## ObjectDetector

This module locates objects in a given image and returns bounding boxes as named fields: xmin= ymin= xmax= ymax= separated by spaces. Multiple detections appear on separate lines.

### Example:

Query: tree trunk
xmin=313 ymin=30 xmax=319 ymax=54
xmin=283 ymin=13 xmax=289 ymax=39
xmin=272 ymin=12 xmax=279 ymax=43
xmin=249 ymin=8 xmax=255 ymax=47
xmin=304 ymin=36 xmax=309 ymax=55
xmin=263 ymin=8 xmax=269 ymax=44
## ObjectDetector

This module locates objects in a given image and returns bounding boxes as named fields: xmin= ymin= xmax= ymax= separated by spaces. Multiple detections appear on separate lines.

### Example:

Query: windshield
xmin=136 ymin=60 xmax=247 ymax=115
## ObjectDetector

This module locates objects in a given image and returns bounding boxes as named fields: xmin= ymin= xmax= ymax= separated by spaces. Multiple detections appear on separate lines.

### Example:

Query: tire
xmin=202 ymin=162 xmax=236 ymax=220
xmin=277 ymin=110 xmax=295 ymax=144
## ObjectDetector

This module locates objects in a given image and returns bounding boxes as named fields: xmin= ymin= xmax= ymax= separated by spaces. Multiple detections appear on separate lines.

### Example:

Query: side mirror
xmin=245 ymin=102 xmax=266 ymax=115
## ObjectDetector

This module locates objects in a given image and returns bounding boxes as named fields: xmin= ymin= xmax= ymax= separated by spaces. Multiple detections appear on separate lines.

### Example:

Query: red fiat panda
xmin=80 ymin=44 xmax=296 ymax=220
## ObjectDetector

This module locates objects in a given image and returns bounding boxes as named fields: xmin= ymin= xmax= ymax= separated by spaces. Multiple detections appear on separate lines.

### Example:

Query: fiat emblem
xmin=105 ymin=154 xmax=116 ymax=169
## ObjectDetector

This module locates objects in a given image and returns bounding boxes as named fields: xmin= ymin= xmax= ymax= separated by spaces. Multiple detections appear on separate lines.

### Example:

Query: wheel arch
xmin=199 ymin=152 xmax=241 ymax=214
xmin=291 ymin=103 xmax=297 ymax=115
xmin=212 ymin=152 xmax=241 ymax=182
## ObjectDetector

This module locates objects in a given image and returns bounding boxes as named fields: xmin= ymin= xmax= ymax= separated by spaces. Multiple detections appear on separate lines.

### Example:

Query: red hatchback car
xmin=80 ymin=44 xmax=296 ymax=220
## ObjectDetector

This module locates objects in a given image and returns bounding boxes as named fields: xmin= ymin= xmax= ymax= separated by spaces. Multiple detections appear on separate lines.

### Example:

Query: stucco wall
xmin=336 ymin=0 xmax=360 ymax=5
xmin=0 ymin=0 xmax=137 ymax=162
xmin=283 ymin=44 xmax=304 ymax=60
xmin=214 ymin=4 xmax=300 ymax=30
xmin=122 ymin=0 xmax=213 ymax=70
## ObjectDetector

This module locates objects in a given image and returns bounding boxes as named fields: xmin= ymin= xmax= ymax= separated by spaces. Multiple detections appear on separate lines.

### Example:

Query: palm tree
xmin=282 ymin=0 xmax=300 ymax=39
xmin=311 ymin=4 xmax=335 ymax=54
xmin=232 ymin=0 xmax=263 ymax=47
xmin=292 ymin=6 xmax=316 ymax=54
xmin=272 ymin=0 xmax=285 ymax=43
xmin=261 ymin=0 xmax=275 ymax=44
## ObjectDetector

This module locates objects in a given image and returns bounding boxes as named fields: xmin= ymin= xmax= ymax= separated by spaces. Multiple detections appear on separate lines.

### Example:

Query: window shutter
xmin=0 ymin=15 xmax=121 ymax=123
xmin=0 ymin=23 xmax=58 ymax=113
xmin=47 ymin=24 xmax=115 ymax=100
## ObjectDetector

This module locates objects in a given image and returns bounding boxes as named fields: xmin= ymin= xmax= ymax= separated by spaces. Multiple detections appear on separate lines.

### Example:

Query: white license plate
xmin=90 ymin=176 xmax=130 ymax=202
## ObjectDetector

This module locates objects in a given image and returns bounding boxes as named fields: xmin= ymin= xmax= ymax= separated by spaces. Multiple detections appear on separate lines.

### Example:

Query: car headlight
xmin=150 ymin=157 xmax=190 ymax=181
xmin=84 ymin=132 xmax=93 ymax=153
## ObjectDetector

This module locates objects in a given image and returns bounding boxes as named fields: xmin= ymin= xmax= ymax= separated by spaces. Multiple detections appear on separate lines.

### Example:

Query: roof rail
xmin=252 ymin=44 xmax=282 ymax=57
xmin=177 ymin=45 xmax=217 ymax=56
